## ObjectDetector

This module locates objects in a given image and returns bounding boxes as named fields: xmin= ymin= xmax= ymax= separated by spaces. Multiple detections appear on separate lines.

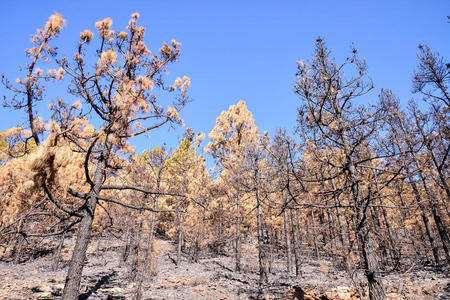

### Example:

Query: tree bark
xmin=255 ymin=162 xmax=268 ymax=285
xmin=177 ymin=212 xmax=184 ymax=266
xmin=377 ymin=193 xmax=400 ymax=267
xmin=128 ymin=216 xmax=143 ymax=281
xmin=322 ymin=180 xmax=337 ymax=255
xmin=341 ymin=129 xmax=385 ymax=299
xmin=52 ymin=232 xmax=66 ymax=271
xmin=135 ymin=189 xmax=160 ymax=300
xmin=399 ymin=119 xmax=449 ymax=263
xmin=282 ymin=190 xmax=292 ymax=273
xmin=419 ymin=174 xmax=450 ymax=263
xmin=328 ymin=167 xmax=350 ymax=268
xmin=13 ymin=219 xmax=25 ymax=265
xmin=409 ymin=177 xmax=442 ymax=264
xmin=290 ymin=207 xmax=301 ymax=277
xmin=12 ymin=234 xmax=24 ymax=265
xmin=310 ymin=209 xmax=319 ymax=259
xmin=62 ymin=149 xmax=107 ymax=300
xmin=122 ymin=213 xmax=133 ymax=262
xmin=369 ymin=204 xmax=388 ymax=263
xmin=235 ymin=191 xmax=241 ymax=272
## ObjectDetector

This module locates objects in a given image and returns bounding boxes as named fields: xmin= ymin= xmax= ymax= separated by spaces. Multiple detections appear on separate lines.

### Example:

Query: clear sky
xmin=1 ymin=0 xmax=449 ymax=156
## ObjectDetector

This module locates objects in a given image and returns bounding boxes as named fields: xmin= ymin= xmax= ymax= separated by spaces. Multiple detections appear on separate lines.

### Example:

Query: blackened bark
xmin=290 ymin=208 xmax=301 ymax=277
xmin=378 ymin=195 xmax=400 ymax=266
xmin=322 ymin=180 xmax=337 ymax=254
xmin=282 ymin=191 xmax=292 ymax=273
xmin=341 ymin=129 xmax=385 ymax=299
xmin=62 ymin=149 xmax=107 ymax=300
xmin=409 ymin=178 xmax=442 ymax=264
xmin=52 ymin=232 xmax=66 ymax=271
xmin=360 ymin=227 xmax=386 ymax=300
xmin=235 ymin=191 xmax=241 ymax=272
xmin=177 ymin=212 xmax=183 ymax=266
xmin=128 ymin=218 xmax=143 ymax=281
xmin=135 ymin=190 xmax=160 ymax=300
xmin=419 ymin=174 xmax=450 ymax=263
xmin=255 ymin=163 xmax=268 ymax=285
xmin=369 ymin=204 xmax=388 ymax=262
xmin=310 ymin=209 xmax=319 ymax=259
xmin=329 ymin=168 xmax=350 ymax=268
xmin=418 ymin=124 xmax=450 ymax=203
xmin=398 ymin=118 xmax=449 ymax=263
xmin=122 ymin=214 xmax=133 ymax=262
xmin=12 ymin=219 xmax=25 ymax=265
xmin=12 ymin=234 xmax=24 ymax=265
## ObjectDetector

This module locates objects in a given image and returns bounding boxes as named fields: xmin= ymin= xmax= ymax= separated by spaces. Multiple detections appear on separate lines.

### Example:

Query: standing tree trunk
xmin=62 ymin=149 xmax=108 ymax=300
xmin=122 ymin=211 xmax=133 ymax=262
xmin=13 ymin=235 xmax=24 ymax=265
xmin=369 ymin=204 xmax=388 ymax=264
xmin=341 ymin=131 xmax=385 ymax=300
xmin=13 ymin=219 xmax=25 ymax=265
xmin=128 ymin=216 xmax=143 ymax=281
xmin=409 ymin=178 xmax=442 ymax=264
xmin=282 ymin=190 xmax=292 ymax=274
xmin=397 ymin=118 xmax=450 ymax=263
xmin=419 ymin=174 xmax=450 ymax=263
xmin=329 ymin=167 xmax=350 ymax=269
xmin=290 ymin=207 xmax=301 ymax=277
xmin=255 ymin=162 xmax=268 ymax=285
xmin=235 ymin=191 xmax=241 ymax=272
xmin=379 ymin=196 xmax=400 ymax=266
xmin=177 ymin=212 xmax=184 ymax=266
xmin=417 ymin=121 xmax=450 ymax=203
xmin=310 ymin=209 xmax=319 ymax=259
xmin=52 ymin=232 xmax=66 ymax=271
xmin=322 ymin=180 xmax=337 ymax=255
xmin=135 ymin=190 xmax=160 ymax=300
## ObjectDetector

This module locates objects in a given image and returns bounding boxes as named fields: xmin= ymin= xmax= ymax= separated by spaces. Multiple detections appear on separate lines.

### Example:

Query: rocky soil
xmin=0 ymin=236 xmax=449 ymax=299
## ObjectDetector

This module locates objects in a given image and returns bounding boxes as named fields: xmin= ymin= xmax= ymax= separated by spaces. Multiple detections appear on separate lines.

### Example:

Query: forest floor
xmin=0 ymin=236 xmax=449 ymax=299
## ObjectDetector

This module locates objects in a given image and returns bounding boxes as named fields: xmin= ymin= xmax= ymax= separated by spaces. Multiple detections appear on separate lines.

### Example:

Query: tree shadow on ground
xmin=78 ymin=270 xmax=117 ymax=300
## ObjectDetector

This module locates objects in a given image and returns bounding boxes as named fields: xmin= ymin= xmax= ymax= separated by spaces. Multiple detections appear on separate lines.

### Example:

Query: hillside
xmin=1 ymin=235 xmax=448 ymax=299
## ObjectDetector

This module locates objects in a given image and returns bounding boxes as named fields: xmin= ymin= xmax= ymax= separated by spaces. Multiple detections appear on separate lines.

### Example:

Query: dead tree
xmin=294 ymin=38 xmax=393 ymax=299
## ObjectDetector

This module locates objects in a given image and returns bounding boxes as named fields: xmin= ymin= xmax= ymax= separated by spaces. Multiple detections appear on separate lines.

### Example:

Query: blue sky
xmin=1 ymin=0 xmax=449 ymax=156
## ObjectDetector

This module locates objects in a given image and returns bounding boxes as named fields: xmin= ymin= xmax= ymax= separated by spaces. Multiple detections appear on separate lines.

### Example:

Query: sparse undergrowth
xmin=0 ymin=236 xmax=448 ymax=299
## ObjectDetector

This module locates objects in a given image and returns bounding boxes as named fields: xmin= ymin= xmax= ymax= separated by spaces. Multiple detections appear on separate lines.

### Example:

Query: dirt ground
xmin=0 ymin=236 xmax=449 ymax=299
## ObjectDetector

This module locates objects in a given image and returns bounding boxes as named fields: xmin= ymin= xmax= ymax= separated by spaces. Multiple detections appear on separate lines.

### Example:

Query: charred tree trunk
xmin=329 ymin=170 xmax=350 ymax=268
xmin=418 ymin=125 xmax=450 ymax=203
xmin=378 ymin=195 xmax=400 ymax=267
xmin=52 ymin=232 xmax=66 ymax=271
xmin=12 ymin=234 xmax=24 ymax=265
xmin=419 ymin=174 xmax=450 ymax=263
xmin=341 ymin=132 xmax=385 ymax=299
xmin=255 ymin=162 xmax=268 ymax=285
xmin=128 ymin=216 xmax=143 ymax=281
xmin=290 ymin=207 xmax=301 ymax=277
xmin=282 ymin=191 xmax=292 ymax=273
xmin=409 ymin=178 xmax=442 ymax=264
xmin=122 ymin=212 xmax=133 ymax=262
xmin=235 ymin=191 xmax=241 ymax=272
xmin=322 ymin=180 xmax=337 ymax=255
xmin=12 ymin=219 xmax=25 ymax=265
xmin=310 ymin=209 xmax=319 ymax=259
xmin=399 ymin=118 xmax=449 ymax=263
xmin=318 ymin=208 xmax=327 ymax=248
xmin=62 ymin=148 xmax=108 ymax=299
xmin=135 ymin=190 xmax=160 ymax=300
xmin=217 ymin=200 xmax=224 ymax=255
xmin=369 ymin=204 xmax=388 ymax=263
xmin=177 ymin=212 xmax=184 ymax=266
